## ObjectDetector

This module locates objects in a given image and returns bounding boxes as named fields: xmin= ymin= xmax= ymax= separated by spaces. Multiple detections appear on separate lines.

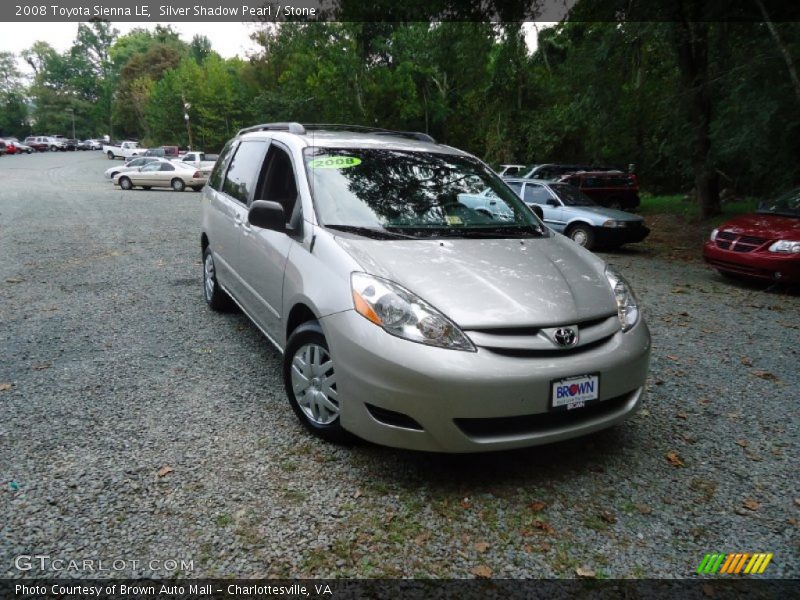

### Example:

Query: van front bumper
xmin=320 ymin=310 xmax=651 ymax=453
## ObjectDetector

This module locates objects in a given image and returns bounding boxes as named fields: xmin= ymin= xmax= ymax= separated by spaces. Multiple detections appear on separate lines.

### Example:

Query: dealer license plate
xmin=550 ymin=374 xmax=600 ymax=411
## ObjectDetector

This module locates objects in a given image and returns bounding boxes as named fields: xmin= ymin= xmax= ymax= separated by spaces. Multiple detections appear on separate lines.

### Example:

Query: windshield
xmin=304 ymin=148 xmax=546 ymax=239
xmin=757 ymin=188 xmax=800 ymax=218
xmin=550 ymin=183 xmax=596 ymax=207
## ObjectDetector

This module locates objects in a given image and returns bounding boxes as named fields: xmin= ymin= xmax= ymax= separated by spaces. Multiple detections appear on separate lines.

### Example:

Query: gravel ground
xmin=0 ymin=151 xmax=798 ymax=579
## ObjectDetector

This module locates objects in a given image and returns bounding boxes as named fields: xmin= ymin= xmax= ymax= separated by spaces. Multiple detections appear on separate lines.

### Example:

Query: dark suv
xmin=559 ymin=171 xmax=640 ymax=210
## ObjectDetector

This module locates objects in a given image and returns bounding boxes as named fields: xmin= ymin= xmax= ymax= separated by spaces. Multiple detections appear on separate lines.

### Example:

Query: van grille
xmin=715 ymin=232 xmax=766 ymax=253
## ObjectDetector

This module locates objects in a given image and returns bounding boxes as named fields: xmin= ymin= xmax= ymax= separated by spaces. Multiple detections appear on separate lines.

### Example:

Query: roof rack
xmin=237 ymin=122 xmax=435 ymax=144
xmin=237 ymin=122 xmax=306 ymax=136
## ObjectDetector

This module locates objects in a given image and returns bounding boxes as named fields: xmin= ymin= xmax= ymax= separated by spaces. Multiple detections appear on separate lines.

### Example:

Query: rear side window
xmin=222 ymin=140 xmax=269 ymax=204
xmin=208 ymin=140 xmax=237 ymax=191
xmin=159 ymin=163 xmax=175 ymax=172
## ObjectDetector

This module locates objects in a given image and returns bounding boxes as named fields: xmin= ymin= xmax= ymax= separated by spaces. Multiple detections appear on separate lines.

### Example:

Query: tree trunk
xmin=755 ymin=0 xmax=800 ymax=106
xmin=672 ymin=16 xmax=720 ymax=218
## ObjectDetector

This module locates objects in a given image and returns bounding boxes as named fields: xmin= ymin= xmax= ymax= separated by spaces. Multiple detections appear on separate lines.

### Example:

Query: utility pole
xmin=182 ymin=95 xmax=193 ymax=150
xmin=67 ymin=108 xmax=76 ymax=139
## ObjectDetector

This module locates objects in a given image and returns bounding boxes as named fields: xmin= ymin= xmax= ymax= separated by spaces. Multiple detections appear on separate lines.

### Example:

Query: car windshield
xmin=304 ymin=148 xmax=546 ymax=239
xmin=757 ymin=188 xmax=800 ymax=218
xmin=550 ymin=183 xmax=597 ymax=207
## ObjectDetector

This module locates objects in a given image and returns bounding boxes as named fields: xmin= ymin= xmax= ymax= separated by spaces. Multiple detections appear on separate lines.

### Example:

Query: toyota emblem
xmin=554 ymin=327 xmax=578 ymax=347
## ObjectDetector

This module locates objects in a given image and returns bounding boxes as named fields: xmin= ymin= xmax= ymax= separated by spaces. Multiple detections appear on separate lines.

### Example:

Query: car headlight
xmin=768 ymin=240 xmax=800 ymax=254
xmin=602 ymin=220 xmax=625 ymax=228
xmin=351 ymin=272 xmax=475 ymax=351
xmin=709 ymin=228 xmax=719 ymax=241
xmin=604 ymin=265 xmax=640 ymax=332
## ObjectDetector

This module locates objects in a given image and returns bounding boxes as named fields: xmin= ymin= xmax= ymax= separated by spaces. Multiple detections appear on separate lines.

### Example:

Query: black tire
xmin=142 ymin=186 xmax=152 ymax=190
xmin=107 ymin=151 xmax=114 ymax=160
xmin=118 ymin=176 xmax=133 ymax=190
xmin=202 ymin=247 xmax=233 ymax=311
xmin=284 ymin=321 xmax=352 ymax=444
xmin=50 ymin=145 xmax=58 ymax=152
xmin=171 ymin=178 xmax=185 ymax=192
xmin=567 ymin=223 xmax=596 ymax=250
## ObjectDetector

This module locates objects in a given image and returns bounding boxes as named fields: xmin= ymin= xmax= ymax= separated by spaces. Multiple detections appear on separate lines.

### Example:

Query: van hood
xmin=334 ymin=235 xmax=616 ymax=328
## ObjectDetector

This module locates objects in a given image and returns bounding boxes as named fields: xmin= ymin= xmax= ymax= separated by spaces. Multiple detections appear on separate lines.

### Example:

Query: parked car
xmin=104 ymin=156 xmax=160 ymax=179
xmin=178 ymin=151 xmax=218 ymax=176
xmin=2 ymin=139 xmax=18 ymax=154
xmin=144 ymin=145 xmax=180 ymax=158
xmin=103 ymin=140 xmax=143 ymax=160
xmin=558 ymin=170 xmax=640 ymax=210
xmin=24 ymin=136 xmax=63 ymax=152
xmin=496 ymin=164 xmax=528 ymax=177
xmin=703 ymin=187 xmax=800 ymax=283
xmin=505 ymin=179 xmax=649 ymax=250
xmin=6 ymin=138 xmax=34 ymax=154
xmin=524 ymin=163 xmax=620 ymax=180
xmin=63 ymin=138 xmax=78 ymax=151
xmin=200 ymin=122 xmax=651 ymax=452
xmin=76 ymin=140 xmax=93 ymax=151
xmin=113 ymin=158 xmax=206 ymax=191
xmin=85 ymin=139 xmax=103 ymax=150
xmin=49 ymin=135 xmax=71 ymax=151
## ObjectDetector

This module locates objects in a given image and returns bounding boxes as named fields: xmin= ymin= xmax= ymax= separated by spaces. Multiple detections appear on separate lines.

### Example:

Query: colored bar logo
xmin=696 ymin=553 xmax=773 ymax=575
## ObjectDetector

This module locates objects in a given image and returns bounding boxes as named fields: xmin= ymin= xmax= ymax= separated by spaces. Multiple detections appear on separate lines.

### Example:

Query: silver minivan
xmin=200 ymin=123 xmax=651 ymax=453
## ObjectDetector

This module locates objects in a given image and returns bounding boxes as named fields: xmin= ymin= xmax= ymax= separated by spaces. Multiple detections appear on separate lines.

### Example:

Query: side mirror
xmin=546 ymin=199 xmax=558 ymax=207
xmin=249 ymin=200 xmax=285 ymax=231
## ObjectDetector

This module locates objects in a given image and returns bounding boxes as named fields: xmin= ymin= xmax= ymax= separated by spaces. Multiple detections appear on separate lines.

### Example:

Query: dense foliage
xmin=1 ymin=12 xmax=798 ymax=216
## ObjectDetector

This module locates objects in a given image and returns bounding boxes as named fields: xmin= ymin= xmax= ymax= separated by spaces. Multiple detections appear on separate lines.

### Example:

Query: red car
xmin=703 ymin=188 xmax=800 ymax=283
xmin=559 ymin=170 xmax=640 ymax=210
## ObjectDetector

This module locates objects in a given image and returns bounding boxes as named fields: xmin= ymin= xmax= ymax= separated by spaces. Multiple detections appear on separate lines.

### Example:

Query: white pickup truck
xmin=176 ymin=151 xmax=218 ymax=175
xmin=103 ymin=141 xmax=143 ymax=160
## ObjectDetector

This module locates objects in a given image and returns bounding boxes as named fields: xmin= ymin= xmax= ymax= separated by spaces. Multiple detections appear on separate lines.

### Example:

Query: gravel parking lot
xmin=1 ymin=151 xmax=798 ymax=579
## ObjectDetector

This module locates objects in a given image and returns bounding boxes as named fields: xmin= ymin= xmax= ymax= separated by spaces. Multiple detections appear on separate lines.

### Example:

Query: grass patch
xmin=639 ymin=193 xmax=758 ymax=224
xmin=216 ymin=513 xmax=233 ymax=527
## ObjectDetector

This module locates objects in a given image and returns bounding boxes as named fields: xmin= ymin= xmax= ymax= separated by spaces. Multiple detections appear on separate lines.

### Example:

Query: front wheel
xmin=284 ymin=321 xmax=351 ymax=443
xmin=171 ymin=178 xmax=185 ymax=192
xmin=50 ymin=145 xmax=58 ymax=152
xmin=567 ymin=224 xmax=596 ymax=250
xmin=202 ymin=247 xmax=233 ymax=311
xmin=118 ymin=176 xmax=133 ymax=190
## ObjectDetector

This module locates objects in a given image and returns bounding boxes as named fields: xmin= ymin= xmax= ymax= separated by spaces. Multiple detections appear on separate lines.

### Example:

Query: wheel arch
xmin=286 ymin=303 xmax=320 ymax=341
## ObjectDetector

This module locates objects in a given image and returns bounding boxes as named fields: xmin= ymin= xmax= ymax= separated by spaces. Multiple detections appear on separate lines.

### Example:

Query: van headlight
xmin=351 ymin=272 xmax=475 ymax=351
xmin=604 ymin=266 xmax=640 ymax=332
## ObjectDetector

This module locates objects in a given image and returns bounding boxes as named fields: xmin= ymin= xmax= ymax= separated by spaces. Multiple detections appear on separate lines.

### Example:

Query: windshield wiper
xmin=325 ymin=225 xmax=416 ymax=240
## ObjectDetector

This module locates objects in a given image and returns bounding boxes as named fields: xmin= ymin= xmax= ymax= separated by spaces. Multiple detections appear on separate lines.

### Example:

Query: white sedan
xmin=104 ymin=156 xmax=159 ymax=179
xmin=113 ymin=159 xmax=208 ymax=192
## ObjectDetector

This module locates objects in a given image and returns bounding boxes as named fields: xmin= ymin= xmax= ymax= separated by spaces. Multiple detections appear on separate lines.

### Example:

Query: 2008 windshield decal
xmin=309 ymin=156 xmax=362 ymax=169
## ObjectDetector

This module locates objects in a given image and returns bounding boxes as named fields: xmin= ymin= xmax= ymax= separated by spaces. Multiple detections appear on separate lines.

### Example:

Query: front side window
xmin=304 ymin=148 xmax=546 ymax=239
xmin=141 ymin=163 xmax=160 ymax=172
xmin=524 ymin=184 xmax=553 ymax=205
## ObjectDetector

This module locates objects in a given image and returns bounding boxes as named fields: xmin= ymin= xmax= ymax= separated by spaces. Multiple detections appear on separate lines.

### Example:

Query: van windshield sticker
xmin=309 ymin=156 xmax=362 ymax=169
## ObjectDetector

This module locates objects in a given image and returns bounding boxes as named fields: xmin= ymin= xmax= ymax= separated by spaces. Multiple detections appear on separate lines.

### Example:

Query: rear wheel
xmin=142 ymin=186 xmax=151 ymax=190
xmin=567 ymin=223 xmax=596 ymax=250
xmin=171 ymin=178 xmax=185 ymax=192
xmin=107 ymin=151 xmax=114 ymax=160
xmin=118 ymin=177 xmax=133 ymax=190
xmin=284 ymin=321 xmax=351 ymax=443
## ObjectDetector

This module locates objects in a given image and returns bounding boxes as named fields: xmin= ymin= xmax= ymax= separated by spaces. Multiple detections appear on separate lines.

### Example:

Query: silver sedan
xmin=113 ymin=159 xmax=207 ymax=192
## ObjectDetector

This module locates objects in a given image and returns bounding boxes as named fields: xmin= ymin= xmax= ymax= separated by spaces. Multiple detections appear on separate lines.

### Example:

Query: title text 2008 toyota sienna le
xmin=200 ymin=123 xmax=651 ymax=452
